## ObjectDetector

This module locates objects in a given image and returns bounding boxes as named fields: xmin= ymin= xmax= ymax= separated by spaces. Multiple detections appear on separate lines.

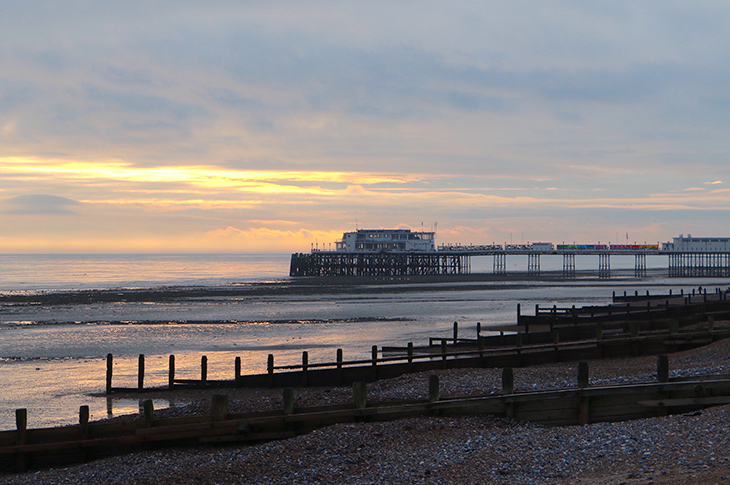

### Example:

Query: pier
xmin=290 ymin=247 xmax=730 ymax=279
xmin=292 ymin=232 xmax=730 ymax=278
xmin=289 ymin=251 xmax=470 ymax=277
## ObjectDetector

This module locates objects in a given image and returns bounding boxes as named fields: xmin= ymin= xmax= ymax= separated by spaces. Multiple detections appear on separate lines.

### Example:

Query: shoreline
xmin=2 ymin=268 xmax=727 ymax=307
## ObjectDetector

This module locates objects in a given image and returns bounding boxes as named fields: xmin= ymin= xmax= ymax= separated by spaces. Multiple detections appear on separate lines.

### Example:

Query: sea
xmin=1 ymin=253 xmax=728 ymax=431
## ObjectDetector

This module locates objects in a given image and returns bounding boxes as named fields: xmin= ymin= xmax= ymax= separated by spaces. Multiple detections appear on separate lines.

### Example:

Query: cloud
xmin=3 ymin=194 xmax=80 ymax=215
xmin=1 ymin=3 xmax=730 ymax=251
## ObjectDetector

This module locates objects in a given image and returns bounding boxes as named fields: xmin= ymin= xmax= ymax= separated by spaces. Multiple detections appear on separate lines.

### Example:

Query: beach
xmin=0 ymin=258 xmax=691 ymax=431
xmin=1 ymin=254 xmax=730 ymax=482
xmin=1 ymin=337 xmax=729 ymax=484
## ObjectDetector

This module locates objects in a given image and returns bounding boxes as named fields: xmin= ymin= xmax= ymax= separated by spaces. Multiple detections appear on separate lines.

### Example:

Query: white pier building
xmin=334 ymin=229 xmax=436 ymax=252
xmin=662 ymin=235 xmax=730 ymax=252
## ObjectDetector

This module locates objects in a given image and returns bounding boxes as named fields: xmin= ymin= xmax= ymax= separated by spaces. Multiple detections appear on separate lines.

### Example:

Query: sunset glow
xmin=2 ymin=3 xmax=730 ymax=253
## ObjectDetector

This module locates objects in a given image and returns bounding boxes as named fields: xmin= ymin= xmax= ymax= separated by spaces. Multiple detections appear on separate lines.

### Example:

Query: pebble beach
xmin=2 ymin=336 xmax=729 ymax=484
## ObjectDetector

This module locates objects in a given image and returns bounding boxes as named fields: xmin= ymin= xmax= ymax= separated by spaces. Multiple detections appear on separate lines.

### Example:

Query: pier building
xmin=334 ymin=229 xmax=436 ymax=252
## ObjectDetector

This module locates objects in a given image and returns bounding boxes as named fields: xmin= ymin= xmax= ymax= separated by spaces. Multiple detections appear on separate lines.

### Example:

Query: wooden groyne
xmin=3 ymin=287 xmax=730 ymax=474
xmin=105 ymin=288 xmax=730 ymax=393
xmin=2 ymin=359 xmax=729 ymax=474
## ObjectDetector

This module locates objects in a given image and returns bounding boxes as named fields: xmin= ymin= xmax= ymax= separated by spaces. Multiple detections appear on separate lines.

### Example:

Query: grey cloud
xmin=0 ymin=80 xmax=38 ymax=112
xmin=81 ymin=84 xmax=204 ymax=120
xmin=3 ymin=195 xmax=81 ymax=215
xmin=1 ymin=2 xmax=730 ymax=174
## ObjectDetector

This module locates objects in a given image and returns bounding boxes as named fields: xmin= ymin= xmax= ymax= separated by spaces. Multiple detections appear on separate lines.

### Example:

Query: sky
xmin=1 ymin=1 xmax=729 ymax=253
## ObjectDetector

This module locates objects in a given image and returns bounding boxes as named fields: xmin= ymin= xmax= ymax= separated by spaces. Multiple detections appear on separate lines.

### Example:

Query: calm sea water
xmin=0 ymin=253 xmax=727 ymax=430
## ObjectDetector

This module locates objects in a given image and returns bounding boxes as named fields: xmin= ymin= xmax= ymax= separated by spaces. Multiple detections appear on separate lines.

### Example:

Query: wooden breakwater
xmin=106 ymin=287 xmax=730 ymax=393
xmin=516 ymin=287 xmax=729 ymax=330
xmin=106 ymin=325 xmax=730 ymax=393
xmin=3 ymin=357 xmax=730 ymax=474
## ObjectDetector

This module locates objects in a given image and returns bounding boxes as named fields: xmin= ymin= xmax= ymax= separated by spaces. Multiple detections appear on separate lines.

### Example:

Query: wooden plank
xmin=638 ymin=396 xmax=730 ymax=407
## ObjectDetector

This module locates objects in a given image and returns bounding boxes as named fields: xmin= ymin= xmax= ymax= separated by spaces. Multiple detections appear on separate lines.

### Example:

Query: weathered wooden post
xmin=429 ymin=374 xmax=440 ymax=402
xmin=577 ymin=362 xmax=591 ymax=425
xmin=283 ymin=388 xmax=294 ymax=415
xmin=657 ymin=355 xmax=669 ymax=383
xmin=579 ymin=394 xmax=590 ymax=425
xmin=669 ymin=318 xmax=679 ymax=334
xmin=517 ymin=303 xmax=521 ymax=324
xmin=138 ymin=354 xmax=145 ymax=391
xmin=440 ymin=340 xmax=447 ymax=362
xmin=168 ymin=355 xmax=175 ymax=390
xmin=477 ymin=321 xmax=482 ymax=338
xmin=478 ymin=333 xmax=485 ymax=358
xmin=572 ymin=305 xmax=577 ymax=326
xmin=15 ymin=408 xmax=28 ymax=472
xmin=302 ymin=351 xmax=309 ymax=387
xmin=201 ymin=355 xmax=208 ymax=387
xmin=630 ymin=321 xmax=640 ymax=356
xmin=79 ymin=405 xmax=90 ymax=440
xmin=235 ymin=356 xmax=241 ymax=384
xmin=212 ymin=394 xmax=228 ymax=421
xmin=502 ymin=368 xmax=514 ymax=395
xmin=407 ymin=342 xmax=414 ymax=371
xmin=336 ymin=348 xmax=344 ymax=385
xmin=453 ymin=321 xmax=458 ymax=342
xmin=502 ymin=368 xmax=514 ymax=418
xmin=106 ymin=353 xmax=113 ymax=394
xmin=267 ymin=354 xmax=275 ymax=388
xmin=552 ymin=329 xmax=560 ymax=345
xmin=577 ymin=362 xmax=589 ymax=388
xmin=143 ymin=399 xmax=154 ymax=427
xmin=353 ymin=382 xmax=367 ymax=409
xmin=371 ymin=345 xmax=378 ymax=380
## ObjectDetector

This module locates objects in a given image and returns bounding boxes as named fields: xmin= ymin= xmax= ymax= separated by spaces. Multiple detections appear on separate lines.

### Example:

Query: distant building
xmin=662 ymin=234 xmax=730 ymax=252
xmin=530 ymin=242 xmax=554 ymax=251
xmin=334 ymin=229 xmax=436 ymax=252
